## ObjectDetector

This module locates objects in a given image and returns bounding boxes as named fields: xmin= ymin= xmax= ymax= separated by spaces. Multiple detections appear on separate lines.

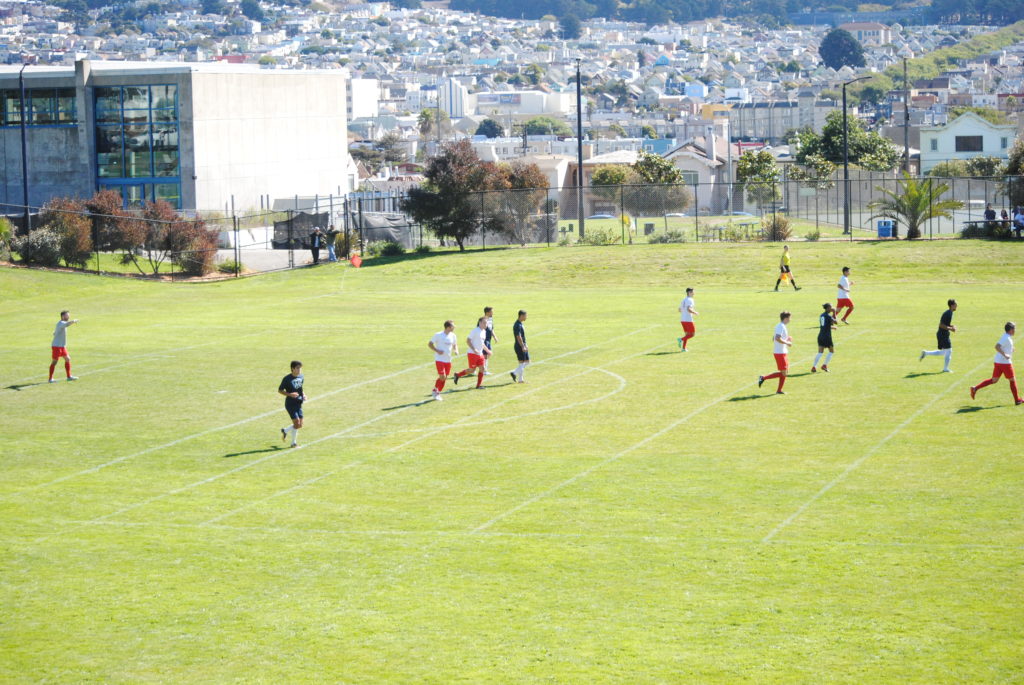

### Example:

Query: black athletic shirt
xmin=819 ymin=311 xmax=836 ymax=334
xmin=513 ymin=320 xmax=526 ymax=348
xmin=937 ymin=309 xmax=954 ymax=342
xmin=279 ymin=373 xmax=305 ymax=405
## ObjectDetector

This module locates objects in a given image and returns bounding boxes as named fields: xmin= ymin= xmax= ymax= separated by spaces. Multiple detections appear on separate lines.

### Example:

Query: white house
xmin=918 ymin=111 xmax=1016 ymax=173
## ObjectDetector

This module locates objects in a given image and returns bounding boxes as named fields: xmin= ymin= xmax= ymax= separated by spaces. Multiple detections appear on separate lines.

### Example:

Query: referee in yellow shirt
xmin=774 ymin=244 xmax=801 ymax=292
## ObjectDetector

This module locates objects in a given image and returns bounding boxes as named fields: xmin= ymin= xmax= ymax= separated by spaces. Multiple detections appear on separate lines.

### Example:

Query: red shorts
xmin=680 ymin=321 xmax=695 ymax=335
xmin=992 ymin=363 xmax=1015 ymax=380
xmin=435 ymin=361 xmax=452 ymax=376
xmin=836 ymin=298 xmax=853 ymax=308
xmin=51 ymin=346 xmax=69 ymax=360
xmin=466 ymin=353 xmax=485 ymax=369
xmin=773 ymin=353 xmax=789 ymax=371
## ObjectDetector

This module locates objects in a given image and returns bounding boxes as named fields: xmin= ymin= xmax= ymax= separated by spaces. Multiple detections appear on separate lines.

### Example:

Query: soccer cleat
xmin=842 ymin=320 xmax=850 ymax=325
xmin=677 ymin=337 xmax=683 ymax=350
xmin=1016 ymin=399 xmax=1023 ymax=406
xmin=821 ymin=365 xmax=829 ymax=373
xmin=453 ymin=373 xmax=460 ymax=385
xmin=758 ymin=376 xmax=765 ymax=388
xmin=970 ymin=386 xmax=976 ymax=400
xmin=775 ymin=390 xmax=786 ymax=395
xmin=281 ymin=428 xmax=287 ymax=442
xmin=484 ymin=371 xmax=493 ymax=376
xmin=434 ymin=393 xmax=443 ymax=401
xmin=510 ymin=372 xmax=517 ymax=383
xmin=919 ymin=350 xmax=926 ymax=362
xmin=290 ymin=443 xmax=298 ymax=448
xmin=942 ymin=368 xmax=952 ymax=373
xmin=67 ymin=376 xmax=78 ymax=381
xmin=811 ymin=367 xmax=817 ymax=373
xmin=49 ymin=379 xmax=58 ymax=383
xmin=794 ymin=287 xmax=802 ymax=291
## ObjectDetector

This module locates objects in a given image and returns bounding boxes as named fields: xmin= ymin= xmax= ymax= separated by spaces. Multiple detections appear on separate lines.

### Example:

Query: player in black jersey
xmin=812 ymin=303 xmax=837 ymax=373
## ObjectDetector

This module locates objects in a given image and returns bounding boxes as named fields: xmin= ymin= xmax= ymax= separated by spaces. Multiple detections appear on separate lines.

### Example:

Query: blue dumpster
xmin=877 ymin=219 xmax=894 ymax=238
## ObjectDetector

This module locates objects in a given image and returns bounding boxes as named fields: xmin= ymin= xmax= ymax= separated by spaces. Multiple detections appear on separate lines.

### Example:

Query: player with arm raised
xmin=970 ymin=322 xmax=1023 ymax=406
xmin=453 ymin=317 xmax=488 ymax=389
xmin=278 ymin=360 xmax=306 ymax=447
xmin=511 ymin=310 xmax=529 ymax=383
xmin=428 ymin=320 xmax=458 ymax=401
xmin=49 ymin=310 xmax=79 ymax=383
xmin=677 ymin=287 xmax=698 ymax=352
xmin=920 ymin=299 xmax=957 ymax=373
xmin=759 ymin=311 xmax=793 ymax=395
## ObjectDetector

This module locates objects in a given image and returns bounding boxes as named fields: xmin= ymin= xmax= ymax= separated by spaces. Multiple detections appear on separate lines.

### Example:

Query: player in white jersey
xmin=49 ymin=310 xmax=79 ymax=383
xmin=482 ymin=306 xmax=497 ymax=375
xmin=677 ymin=287 xmax=698 ymax=351
xmin=834 ymin=266 xmax=854 ymax=323
xmin=454 ymin=317 xmax=489 ymax=389
xmin=428 ymin=320 xmax=458 ymax=400
xmin=970 ymin=322 xmax=1022 ymax=405
xmin=758 ymin=311 xmax=792 ymax=395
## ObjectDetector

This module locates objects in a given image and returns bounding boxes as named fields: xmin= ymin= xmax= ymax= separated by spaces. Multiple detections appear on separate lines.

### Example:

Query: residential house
xmin=918 ymin=111 xmax=1016 ymax=173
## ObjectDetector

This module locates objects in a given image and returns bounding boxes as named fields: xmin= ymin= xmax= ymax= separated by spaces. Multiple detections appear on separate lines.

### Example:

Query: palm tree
xmin=867 ymin=173 xmax=963 ymax=240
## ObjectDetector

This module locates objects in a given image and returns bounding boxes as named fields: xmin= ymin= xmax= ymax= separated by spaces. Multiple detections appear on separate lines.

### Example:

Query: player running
xmin=453 ymin=317 xmax=489 ymax=389
xmin=278 ymin=360 xmax=305 ymax=447
xmin=835 ymin=266 xmax=854 ymax=323
xmin=970 ymin=322 xmax=1023 ymax=406
xmin=812 ymin=303 xmax=838 ymax=373
xmin=511 ymin=310 xmax=529 ymax=383
xmin=677 ymin=287 xmax=698 ymax=352
xmin=428 ymin=320 xmax=458 ymax=400
xmin=49 ymin=310 xmax=79 ymax=383
xmin=482 ymin=306 xmax=497 ymax=375
xmin=920 ymin=299 xmax=957 ymax=373
xmin=759 ymin=311 xmax=793 ymax=394
xmin=774 ymin=245 xmax=801 ymax=292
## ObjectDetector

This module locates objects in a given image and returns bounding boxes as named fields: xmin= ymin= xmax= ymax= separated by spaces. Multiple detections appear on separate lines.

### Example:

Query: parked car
xmin=586 ymin=213 xmax=616 ymax=219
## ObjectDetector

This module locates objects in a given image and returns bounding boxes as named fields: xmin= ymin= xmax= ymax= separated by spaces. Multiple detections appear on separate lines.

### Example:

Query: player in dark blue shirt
xmin=511 ymin=310 xmax=529 ymax=383
xmin=920 ymin=299 xmax=957 ymax=372
xmin=278 ymin=360 xmax=305 ymax=447
xmin=812 ymin=303 xmax=838 ymax=373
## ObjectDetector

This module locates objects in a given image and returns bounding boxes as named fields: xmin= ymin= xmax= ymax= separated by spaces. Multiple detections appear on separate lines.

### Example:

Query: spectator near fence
xmin=1013 ymin=207 xmax=1024 ymax=239
xmin=326 ymin=225 xmax=339 ymax=262
xmin=309 ymin=226 xmax=324 ymax=264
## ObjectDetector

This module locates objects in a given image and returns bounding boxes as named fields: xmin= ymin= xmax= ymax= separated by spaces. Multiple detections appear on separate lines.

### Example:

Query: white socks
xmin=825 ymin=352 xmax=833 ymax=364
xmin=514 ymin=362 xmax=527 ymax=380
xmin=283 ymin=426 xmax=298 ymax=445
xmin=943 ymin=349 xmax=952 ymax=370
xmin=814 ymin=353 xmax=822 ymax=367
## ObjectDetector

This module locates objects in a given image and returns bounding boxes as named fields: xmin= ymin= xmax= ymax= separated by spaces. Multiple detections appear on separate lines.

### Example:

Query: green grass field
xmin=2 ymin=240 xmax=1023 ymax=683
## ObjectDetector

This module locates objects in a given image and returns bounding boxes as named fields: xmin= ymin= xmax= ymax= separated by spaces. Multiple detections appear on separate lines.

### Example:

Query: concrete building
xmin=348 ymin=77 xmax=380 ymax=120
xmin=919 ymin=110 xmax=1016 ymax=173
xmin=1 ymin=60 xmax=350 ymax=212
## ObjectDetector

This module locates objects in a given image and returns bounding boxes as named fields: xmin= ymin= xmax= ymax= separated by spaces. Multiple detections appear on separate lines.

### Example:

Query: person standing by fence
xmin=326 ymin=225 xmax=339 ymax=262
xmin=774 ymin=245 xmax=800 ymax=292
xmin=309 ymin=226 xmax=323 ymax=265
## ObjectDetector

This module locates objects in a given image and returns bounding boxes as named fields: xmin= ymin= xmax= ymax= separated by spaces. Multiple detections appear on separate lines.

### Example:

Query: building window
xmin=94 ymin=84 xmax=180 ymax=208
xmin=1 ymin=88 xmax=76 ymax=126
xmin=954 ymin=136 xmax=983 ymax=152
xmin=929 ymin=138 xmax=937 ymax=151
xmin=680 ymin=171 xmax=699 ymax=186
xmin=1001 ymin=137 xmax=1008 ymax=149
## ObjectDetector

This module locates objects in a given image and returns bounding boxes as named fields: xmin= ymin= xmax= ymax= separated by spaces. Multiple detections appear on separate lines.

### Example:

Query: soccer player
xmin=970 ymin=322 xmax=1023 ymax=406
xmin=834 ymin=266 xmax=854 ymax=323
xmin=920 ymin=299 xmax=957 ymax=373
xmin=759 ymin=311 xmax=793 ymax=394
xmin=428 ymin=320 xmax=458 ymax=400
xmin=511 ymin=310 xmax=529 ymax=383
xmin=48 ymin=310 xmax=79 ymax=383
xmin=482 ymin=306 xmax=497 ymax=375
xmin=453 ymin=317 xmax=488 ymax=389
xmin=812 ymin=303 xmax=838 ymax=373
xmin=278 ymin=360 xmax=305 ymax=447
xmin=774 ymin=244 xmax=801 ymax=292
xmin=677 ymin=287 xmax=698 ymax=352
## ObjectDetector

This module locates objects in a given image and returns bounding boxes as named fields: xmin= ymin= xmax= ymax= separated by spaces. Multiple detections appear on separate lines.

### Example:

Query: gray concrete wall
xmin=189 ymin=70 xmax=349 ymax=213
xmin=0 ymin=126 xmax=91 ymax=210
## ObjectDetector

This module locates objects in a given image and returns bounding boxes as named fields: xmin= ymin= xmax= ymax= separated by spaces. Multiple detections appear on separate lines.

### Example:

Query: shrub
xmin=804 ymin=230 xmax=821 ymax=241
xmin=363 ymin=240 xmax=386 ymax=257
xmin=40 ymin=198 xmax=93 ymax=268
xmin=217 ymin=259 xmax=244 ymax=274
xmin=557 ymin=235 xmax=572 ymax=247
xmin=13 ymin=227 xmax=62 ymax=267
xmin=760 ymin=214 xmax=792 ymax=242
xmin=961 ymin=221 xmax=1011 ymax=240
xmin=721 ymin=225 xmax=747 ymax=242
xmin=0 ymin=216 xmax=13 ymax=261
xmin=578 ymin=225 xmax=619 ymax=246
xmin=414 ymin=244 xmax=432 ymax=254
xmin=648 ymin=230 xmax=686 ymax=244
xmin=380 ymin=241 xmax=406 ymax=257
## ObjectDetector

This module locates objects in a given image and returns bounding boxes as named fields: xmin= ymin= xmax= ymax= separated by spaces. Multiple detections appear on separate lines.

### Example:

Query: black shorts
xmin=817 ymin=335 xmax=833 ymax=348
xmin=285 ymin=401 xmax=304 ymax=420
xmin=936 ymin=335 xmax=951 ymax=351
xmin=515 ymin=345 xmax=530 ymax=362
xmin=780 ymin=265 xmax=791 ymax=274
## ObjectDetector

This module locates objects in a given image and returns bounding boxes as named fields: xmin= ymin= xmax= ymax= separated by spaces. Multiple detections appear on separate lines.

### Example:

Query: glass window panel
xmin=95 ymin=87 xmax=120 ymax=111
xmin=152 ymin=125 xmax=178 ymax=151
xmin=153 ymin=107 xmax=176 ymax=123
xmin=96 ymin=125 xmax=124 ymax=177
xmin=0 ymin=91 xmax=16 ymax=126
xmin=154 ymin=149 xmax=179 ymax=177
xmin=123 ymin=86 xmax=148 ymax=110
xmin=123 ymin=108 xmax=149 ymax=125
xmin=125 ymin=184 xmax=146 ymax=208
xmin=151 ymin=85 xmax=177 ymax=111
xmin=30 ymin=90 xmax=57 ymax=125
xmin=155 ymin=183 xmax=181 ymax=209
xmin=124 ymin=124 xmax=152 ymax=178
xmin=57 ymin=88 xmax=76 ymax=123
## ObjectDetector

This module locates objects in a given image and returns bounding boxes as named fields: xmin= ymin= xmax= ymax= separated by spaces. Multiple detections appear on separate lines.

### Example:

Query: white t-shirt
xmin=431 ymin=331 xmax=456 ymax=362
xmin=680 ymin=297 xmax=695 ymax=323
xmin=837 ymin=275 xmax=851 ymax=300
xmin=467 ymin=326 xmax=487 ymax=355
xmin=51 ymin=320 xmax=72 ymax=347
xmin=773 ymin=322 xmax=790 ymax=354
xmin=994 ymin=333 xmax=1014 ymax=364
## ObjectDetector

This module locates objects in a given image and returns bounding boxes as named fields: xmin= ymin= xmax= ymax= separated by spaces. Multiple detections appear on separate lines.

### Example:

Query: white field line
xmin=0 ymin=362 xmax=429 ymax=500
xmin=196 ymin=330 xmax=659 ymax=526
xmin=471 ymin=331 xmax=870 ymax=534
xmin=201 ymin=471 xmax=336 ymax=526
xmin=760 ymin=358 xmax=988 ymax=543
xmin=45 ymin=518 xmax=1024 ymax=552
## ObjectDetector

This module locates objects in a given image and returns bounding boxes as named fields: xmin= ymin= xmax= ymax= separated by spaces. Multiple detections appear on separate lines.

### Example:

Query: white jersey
xmin=680 ymin=297 xmax=695 ymax=323
xmin=773 ymin=322 xmax=790 ymax=354
xmin=431 ymin=331 xmax=456 ymax=363
xmin=994 ymin=333 xmax=1014 ymax=365
xmin=837 ymin=275 xmax=851 ymax=300
xmin=52 ymin=320 xmax=72 ymax=347
xmin=467 ymin=326 xmax=487 ymax=355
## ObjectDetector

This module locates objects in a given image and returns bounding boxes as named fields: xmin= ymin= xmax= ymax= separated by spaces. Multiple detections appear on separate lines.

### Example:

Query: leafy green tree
xmin=590 ymin=165 xmax=631 ymax=204
xmin=867 ymin=173 xmax=963 ymax=240
xmin=930 ymin=156 xmax=1005 ymax=178
xmin=1003 ymin=136 xmax=1024 ymax=207
xmin=819 ymin=28 xmax=865 ymax=70
xmin=641 ymin=125 xmax=658 ymax=139
xmin=523 ymin=115 xmax=573 ymax=137
xmin=202 ymin=0 xmax=225 ymax=13
xmin=633 ymin=150 xmax=683 ymax=185
xmin=608 ymin=123 xmax=627 ymax=138
xmin=240 ymin=0 xmax=265 ymax=21
xmin=736 ymin=149 xmax=781 ymax=211
xmin=418 ymin=109 xmax=450 ymax=139
xmin=949 ymin=106 xmax=1009 ymax=125
xmin=475 ymin=119 xmax=504 ymax=138
xmin=795 ymin=110 xmax=899 ymax=172
xmin=496 ymin=161 xmax=549 ymax=245
xmin=559 ymin=14 xmax=581 ymax=39
xmin=523 ymin=63 xmax=545 ymax=86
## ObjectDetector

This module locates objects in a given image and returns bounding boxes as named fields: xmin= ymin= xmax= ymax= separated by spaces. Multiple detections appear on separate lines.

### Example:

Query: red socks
xmin=64 ymin=361 xmax=72 ymax=378
xmin=682 ymin=333 xmax=694 ymax=349
xmin=49 ymin=362 xmax=56 ymax=381
xmin=777 ymin=375 xmax=786 ymax=392
xmin=476 ymin=371 xmax=483 ymax=388
xmin=975 ymin=378 xmax=996 ymax=392
xmin=1012 ymin=380 xmax=1021 ymax=402
xmin=434 ymin=378 xmax=446 ymax=392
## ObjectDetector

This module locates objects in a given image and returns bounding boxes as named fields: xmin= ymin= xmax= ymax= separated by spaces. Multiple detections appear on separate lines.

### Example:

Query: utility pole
xmin=903 ymin=58 xmax=910 ymax=174
xmin=576 ymin=58 xmax=585 ymax=239
xmin=19 ymin=63 xmax=30 ymax=233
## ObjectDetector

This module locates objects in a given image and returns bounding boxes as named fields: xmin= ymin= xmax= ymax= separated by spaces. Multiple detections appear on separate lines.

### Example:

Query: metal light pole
xmin=576 ymin=58 xmax=585 ymax=239
xmin=842 ymin=76 xmax=870 ymax=236
xmin=902 ymin=58 xmax=910 ymax=174
xmin=18 ymin=64 xmax=30 ymax=233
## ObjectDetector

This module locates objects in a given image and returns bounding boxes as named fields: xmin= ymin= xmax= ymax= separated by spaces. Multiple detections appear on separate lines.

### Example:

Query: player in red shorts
xmin=759 ymin=311 xmax=793 ymax=395
xmin=834 ymin=266 xmax=854 ymax=324
xmin=970 ymin=322 xmax=1022 ymax=405
xmin=49 ymin=310 xmax=79 ymax=383
xmin=677 ymin=287 xmax=699 ymax=352
xmin=453 ymin=317 xmax=489 ymax=389
xmin=428 ymin=320 xmax=458 ymax=401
